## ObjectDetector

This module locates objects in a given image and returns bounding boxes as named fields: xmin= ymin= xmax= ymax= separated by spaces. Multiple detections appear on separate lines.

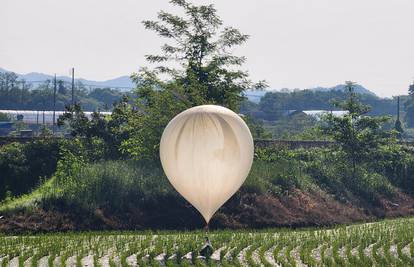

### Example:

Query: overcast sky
xmin=2 ymin=0 xmax=414 ymax=97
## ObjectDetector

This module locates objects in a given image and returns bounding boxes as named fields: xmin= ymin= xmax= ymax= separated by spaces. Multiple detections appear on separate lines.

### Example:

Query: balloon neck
xmin=204 ymin=223 xmax=209 ymax=234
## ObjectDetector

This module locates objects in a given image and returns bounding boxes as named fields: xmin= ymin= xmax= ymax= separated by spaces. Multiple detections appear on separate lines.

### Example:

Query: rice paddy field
xmin=0 ymin=217 xmax=413 ymax=267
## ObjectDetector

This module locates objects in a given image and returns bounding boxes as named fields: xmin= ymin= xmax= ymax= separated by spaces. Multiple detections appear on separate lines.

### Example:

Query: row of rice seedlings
xmin=258 ymin=240 xmax=274 ymax=267
xmin=0 ymin=217 xmax=413 ymax=266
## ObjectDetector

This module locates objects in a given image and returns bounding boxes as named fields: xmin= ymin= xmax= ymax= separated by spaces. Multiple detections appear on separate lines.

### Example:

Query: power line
xmin=71 ymin=68 xmax=75 ymax=105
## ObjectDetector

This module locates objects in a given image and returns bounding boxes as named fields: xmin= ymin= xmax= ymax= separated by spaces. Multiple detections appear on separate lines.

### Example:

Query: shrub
xmin=0 ymin=139 xmax=60 ymax=200
xmin=246 ymin=148 xmax=313 ymax=195
xmin=370 ymin=144 xmax=414 ymax=194
xmin=51 ymin=158 xmax=173 ymax=212
xmin=303 ymin=148 xmax=395 ymax=204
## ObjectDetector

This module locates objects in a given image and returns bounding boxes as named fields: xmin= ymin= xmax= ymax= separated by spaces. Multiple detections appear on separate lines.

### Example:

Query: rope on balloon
xmin=200 ymin=222 xmax=213 ymax=259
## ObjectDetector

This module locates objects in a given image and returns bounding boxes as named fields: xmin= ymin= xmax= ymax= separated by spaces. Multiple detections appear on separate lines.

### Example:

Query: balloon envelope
xmin=160 ymin=105 xmax=254 ymax=223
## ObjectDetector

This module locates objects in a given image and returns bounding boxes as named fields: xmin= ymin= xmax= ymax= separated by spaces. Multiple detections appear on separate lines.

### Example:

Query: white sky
xmin=1 ymin=0 xmax=414 ymax=97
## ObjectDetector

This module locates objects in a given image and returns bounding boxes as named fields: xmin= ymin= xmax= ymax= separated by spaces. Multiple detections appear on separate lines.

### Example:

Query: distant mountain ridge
xmin=0 ymin=67 xmax=135 ymax=89
xmin=311 ymin=84 xmax=376 ymax=96
xmin=1 ymin=68 xmax=377 ymax=101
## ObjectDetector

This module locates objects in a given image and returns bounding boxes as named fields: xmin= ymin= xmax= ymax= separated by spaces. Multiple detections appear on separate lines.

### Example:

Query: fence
xmin=1 ymin=136 xmax=414 ymax=149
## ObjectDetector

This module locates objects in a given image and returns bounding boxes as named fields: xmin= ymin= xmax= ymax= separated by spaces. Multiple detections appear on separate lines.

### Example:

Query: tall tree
xmin=123 ymin=0 xmax=265 ymax=160
xmin=321 ymin=81 xmax=392 ymax=175
xmin=135 ymin=0 xmax=265 ymax=110
xmin=58 ymin=97 xmax=133 ymax=159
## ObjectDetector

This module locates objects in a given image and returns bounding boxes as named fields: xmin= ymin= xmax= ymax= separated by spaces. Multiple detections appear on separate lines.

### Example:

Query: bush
xmin=302 ymin=148 xmax=395 ymax=204
xmin=370 ymin=144 xmax=414 ymax=194
xmin=46 ymin=146 xmax=314 ymax=213
xmin=246 ymin=148 xmax=312 ymax=195
xmin=50 ymin=157 xmax=174 ymax=212
xmin=245 ymin=160 xmax=310 ymax=196
xmin=0 ymin=139 xmax=60 ymax=200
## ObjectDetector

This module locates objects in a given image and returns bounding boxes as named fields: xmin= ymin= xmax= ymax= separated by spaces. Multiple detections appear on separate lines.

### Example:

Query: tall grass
xmin=50 ymin=160 xmax=173 ymax=212
xmin=45 ymin=158 xmax=311 ymax=212
xmin=1 ymin=146 xmax=410 ymax=214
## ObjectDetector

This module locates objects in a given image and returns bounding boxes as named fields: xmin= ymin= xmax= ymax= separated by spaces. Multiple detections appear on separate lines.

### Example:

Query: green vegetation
xmin=240 ymin=83 xmax=414 ymax=140
xmin=0 ymin=217 xmax=413 ymax=266
xmin=2 ymin=137 xmax=413 ymax=224
xmin=261 ymin=114 xmax=320 ymax=140
xmin=0 ymin=139 xmax=60 ymax=200
xmin=0 ymin=112 xmax=10 ymax=121
xmin=243 ymin=88 xmax=402 ymax=121
xmin=122 ymin=0 xmax=265 ymax=160
xmin=405 ymin=81 xmax=414 ymax=128
xmin=321 ymin=82 xmax=393 ymax=175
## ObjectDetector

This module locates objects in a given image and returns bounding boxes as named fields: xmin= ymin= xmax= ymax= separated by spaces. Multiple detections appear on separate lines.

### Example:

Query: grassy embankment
xmin=1 ymin=146 xmax=413 ymax=231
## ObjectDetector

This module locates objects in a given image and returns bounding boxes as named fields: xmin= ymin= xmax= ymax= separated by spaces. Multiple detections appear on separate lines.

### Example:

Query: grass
xmin=0 ymin=217 xmax=413 ymax=266
xmin=0 ymin=157 xmax=309 ymax=214
xmin=2 ymin=144 xmax=412 ymax=217
xmin=0 ymin=177 xmax=57 ymax=213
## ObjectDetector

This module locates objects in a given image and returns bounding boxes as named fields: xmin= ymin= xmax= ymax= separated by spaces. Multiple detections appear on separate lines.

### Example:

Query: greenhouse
xmin=0 ymin=110 xmax=111 ymax=125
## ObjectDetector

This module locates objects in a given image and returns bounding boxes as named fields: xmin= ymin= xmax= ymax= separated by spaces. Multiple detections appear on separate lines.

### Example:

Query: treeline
xmin=0 ymin=72 xmax=126 ymax=111
xmin=241 ymin=89 xmax=405 ymax=121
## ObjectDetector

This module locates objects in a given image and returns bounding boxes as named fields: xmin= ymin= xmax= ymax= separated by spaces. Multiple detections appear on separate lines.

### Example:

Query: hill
xmin=0 ymin=67 xmax=135 ymax=89
xmin=311 ymin=84 xmax=376 ymax=96
xmin=1 ymin=67 xmax=377 ymax=100
xmin=245 ymin=84 xmax=376 ymax=104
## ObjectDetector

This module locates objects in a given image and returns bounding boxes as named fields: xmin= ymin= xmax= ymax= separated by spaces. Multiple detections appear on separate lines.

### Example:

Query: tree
xmin=57 ymin=97 xmax=134 ymax=159
xmin=88 ymin=88 xmax=124 ymax=110
xmin=405 ymin=81 xmax=414 ymax=127
xmin=394 ymin=96 xmax=404 ymax=138
xmin=321 ymin=81 xmax=393 ymax=175
xmin=0 ymin=112 xmax=10 ymax=121
xmin=244 ymin=115 xmax=272 ymax=139
xmin=395 ymin=119 xmax=404 ymax=137
xmin=123 ymin=0 xmax=265 ymax=160
xmin=138 ymin=0 xmax=265 ymax=110
xmin=57 ymin=80 xmax=67 ymax=95
xmin=0 ymin=72 xmax=20 ymax=108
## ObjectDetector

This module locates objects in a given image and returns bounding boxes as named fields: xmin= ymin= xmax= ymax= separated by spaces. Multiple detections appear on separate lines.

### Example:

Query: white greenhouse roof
xmin=303 ymin=110 xmax=348 ymax=118
xmin=0 ymin=110 xmax=111 ymax=125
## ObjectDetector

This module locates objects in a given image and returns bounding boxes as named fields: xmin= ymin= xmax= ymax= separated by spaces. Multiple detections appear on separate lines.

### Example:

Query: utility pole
xmin=36 ymin=111 xmax=39 ymax=136
xmin=71 ymin=67 xmax=75 ymax=105
xmin=397 ymin=96 xmax=400 ymax=122
xmin=21 ymin=80 xmax=25 ymax=106
xmin=53 ymin=74 xmax=57 ymax=135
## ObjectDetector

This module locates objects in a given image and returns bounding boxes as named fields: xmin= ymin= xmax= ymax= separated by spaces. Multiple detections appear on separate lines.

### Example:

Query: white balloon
xmin=160 ymin=105 xmax=254 ymax=223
